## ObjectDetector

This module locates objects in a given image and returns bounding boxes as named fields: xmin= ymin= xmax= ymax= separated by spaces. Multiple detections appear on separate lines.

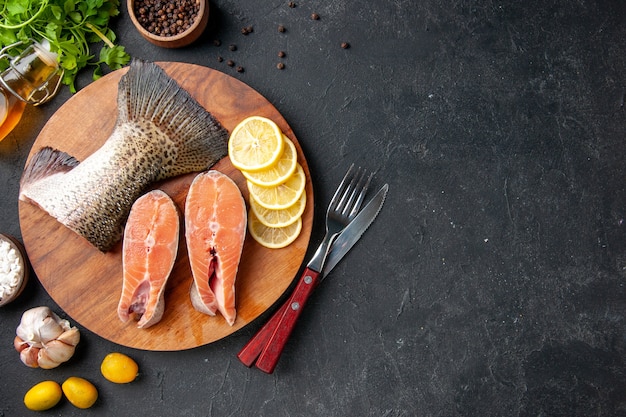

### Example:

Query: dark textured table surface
xmin=2 ymin=1 xmax=626 ymax=415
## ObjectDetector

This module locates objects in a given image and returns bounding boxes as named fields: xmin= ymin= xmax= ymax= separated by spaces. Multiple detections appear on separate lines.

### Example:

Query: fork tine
xmin=335 ymin=166 xmax=363 ymax=214
xmin=346 ymin=171 xmax=373 ymax=219
xmin=328 ymin=164 xmax=355 ymax=212
xmin=340 ymin=168 xmax=367 ymax=217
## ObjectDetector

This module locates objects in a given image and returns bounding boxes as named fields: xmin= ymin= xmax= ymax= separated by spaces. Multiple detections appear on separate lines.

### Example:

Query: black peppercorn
xmin=311 ymin=13 xmax=319 ymax=20
xmin=341 ymin=42 xmax=350 ymax=49
xmin=288 ymin=1 xmax=296 ymax=7
xmin=134 ymin=0 xmax=200 ymax=37
xmin=227 ymin=60 xmax=235 ymax=67
xmin=278 ymin=51 xmax=286 ymax=58
xmin=229 ymin=44 xmax=237 ymax=51
xmin=236 ymin=66 xmax=244 ymax=73
xmin=278 ymin=25 xmax=286 ymax=33
xmin=217 ymin=56 xmax=223 ymax=62
xmin=277 ymin=62 xmax=285 ymax=69
xmin=213 ymin=39 xmax=221 ymax=46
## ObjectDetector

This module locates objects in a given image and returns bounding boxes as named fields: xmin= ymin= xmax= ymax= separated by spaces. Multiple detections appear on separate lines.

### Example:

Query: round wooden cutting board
xmin=18 ymin=62 xmax=313 ymax=351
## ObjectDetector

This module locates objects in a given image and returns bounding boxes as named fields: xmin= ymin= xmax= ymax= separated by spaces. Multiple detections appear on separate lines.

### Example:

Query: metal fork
xmin=240 ymin=164 xmax=372 ymax=373
xmin=307 ymin=164 xmax=371 ymax=274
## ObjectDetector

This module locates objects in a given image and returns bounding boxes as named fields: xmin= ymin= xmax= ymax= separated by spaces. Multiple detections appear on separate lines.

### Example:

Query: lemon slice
xmin=247 ymin=163 xmax=306 ymax=210
xmin=250 ymin=191 xmax=306 ymax=228
xmin=228 ymin=116 xmax=284 ymax=172
xmin=242 ymin=135 xmax=298 ymax=187
xmin=248 ymin=210 xmax=302 ymax=249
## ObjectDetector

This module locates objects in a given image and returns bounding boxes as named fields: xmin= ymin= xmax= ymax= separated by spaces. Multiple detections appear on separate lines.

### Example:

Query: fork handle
xmin=254 ymin=267 xmax=321 ymax=373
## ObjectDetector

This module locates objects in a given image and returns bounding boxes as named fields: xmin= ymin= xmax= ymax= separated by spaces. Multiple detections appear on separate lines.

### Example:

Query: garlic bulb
xmin=14 ymin=306 xmax=80 ymax=369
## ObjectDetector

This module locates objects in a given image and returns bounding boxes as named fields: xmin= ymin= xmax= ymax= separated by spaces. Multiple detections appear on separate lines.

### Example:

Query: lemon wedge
xmin=228 ymin=116 xmax=284 ymax=172
xmin=242 ymin=135 xmax=298 ymax=187
xmin=248 ymin=210 xmax=302 ymax=249
xmin=247 ymin=164 xmax=306 ymax=210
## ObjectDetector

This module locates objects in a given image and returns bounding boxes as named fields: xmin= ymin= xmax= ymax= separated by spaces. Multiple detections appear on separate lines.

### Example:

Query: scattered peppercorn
xmin=288 ymin=1 xmax=296 ymax=7
xmin=134 ymin=0 xmax=200 ymax=37
xmin=213 ymin=39 xmax=221 ymax=46
xmin=229 ymin=44 xmax=237 ymax=51
xmin=277 ymin=62 xmax=285 ymax=70
xmin=241 ymin=26 xmax=253 ymax=35
xmin=236 ymin=66 xmax=244 ymax=73
xmin=217 ymin=56 xmax=223 ymax=62
xmin=341 ymin=42 xmax=350 ymax=49
xmin=227 ymin=60 xmax=235 ymax=67
xmin=278 ymin=25 xmax=286 ymax=33
xmin=311 ymin=13 xmax=320 ymax=20
xmin=278 ymin=51 xmax=286 ymax=58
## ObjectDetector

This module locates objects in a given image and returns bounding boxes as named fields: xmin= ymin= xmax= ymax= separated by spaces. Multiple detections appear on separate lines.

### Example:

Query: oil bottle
xmin=0 ymin=39 xmax=62 ymax=142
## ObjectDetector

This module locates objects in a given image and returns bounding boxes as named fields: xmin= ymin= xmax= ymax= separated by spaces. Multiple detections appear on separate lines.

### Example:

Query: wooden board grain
xmin=18 ymin=62 xmax=313 ymax=351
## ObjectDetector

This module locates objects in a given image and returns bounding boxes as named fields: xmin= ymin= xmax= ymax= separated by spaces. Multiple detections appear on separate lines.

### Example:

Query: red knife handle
xmin=237 ymin=301 xmax=289 ymax=367
xmin=255 ymin=267 xmax=321 ymax=373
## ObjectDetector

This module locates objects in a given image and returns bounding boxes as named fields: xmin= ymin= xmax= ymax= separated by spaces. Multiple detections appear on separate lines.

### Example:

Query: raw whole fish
xmin=185 ymin=170 xmax=246 ymax=325
xmin=118 ymin=190 xmax=179 ymax=328
xmin=19 ymin=60 xmax=228 ymax=252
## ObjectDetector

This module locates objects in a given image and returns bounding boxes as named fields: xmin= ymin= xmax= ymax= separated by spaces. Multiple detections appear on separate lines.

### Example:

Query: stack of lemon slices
xmin=228 ymin=116 xmax=306 ymax=249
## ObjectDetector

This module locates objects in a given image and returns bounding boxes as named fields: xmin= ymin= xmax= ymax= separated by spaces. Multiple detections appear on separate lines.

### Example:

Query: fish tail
xmin=117 ymin=60 xmax=228 ymax=178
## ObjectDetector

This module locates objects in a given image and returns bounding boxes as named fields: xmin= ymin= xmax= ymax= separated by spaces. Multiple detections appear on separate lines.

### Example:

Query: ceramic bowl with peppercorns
xmin=128 ymin=0 xmax=208 ymax=48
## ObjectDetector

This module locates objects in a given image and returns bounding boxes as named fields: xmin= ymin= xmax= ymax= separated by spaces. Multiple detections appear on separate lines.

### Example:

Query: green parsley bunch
xmin=0 ymin=0 xmax=131 ymax=92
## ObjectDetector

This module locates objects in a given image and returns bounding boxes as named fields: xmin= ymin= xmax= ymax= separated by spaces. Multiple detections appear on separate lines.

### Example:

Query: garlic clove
xmin=37 ymin=352 xmax=59 ymax=369
xmin=14 ymin=335 xmax=28 ymax=352
xmin=56 ymin=327 xmax=80 ymax=347
xmin=20 ymin=346 xmax=40 ymax=368
xmin=38 ymin=340 xmax=76 ymax=368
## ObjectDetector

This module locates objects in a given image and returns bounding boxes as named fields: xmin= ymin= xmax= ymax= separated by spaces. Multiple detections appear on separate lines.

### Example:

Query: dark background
xmin=2 ymin=1 xmax=626 ymax=415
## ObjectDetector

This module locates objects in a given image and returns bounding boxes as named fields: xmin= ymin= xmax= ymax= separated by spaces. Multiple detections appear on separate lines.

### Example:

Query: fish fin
xmin=117 ymin=60 xmax=229 ymax=178
xmin=20 ymin=146 xmax=79 ymax=190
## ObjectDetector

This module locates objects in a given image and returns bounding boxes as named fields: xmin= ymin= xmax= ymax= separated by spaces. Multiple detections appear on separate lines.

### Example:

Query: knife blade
xmin=321 ymin=183 xmax=388 ymax=278
xmin=237 ymin=182 xmax=388 ymax=369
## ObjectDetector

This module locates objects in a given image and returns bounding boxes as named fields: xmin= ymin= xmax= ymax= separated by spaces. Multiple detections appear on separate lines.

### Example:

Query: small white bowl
xmin=0 ymin=234 xmax=29 ymax=307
